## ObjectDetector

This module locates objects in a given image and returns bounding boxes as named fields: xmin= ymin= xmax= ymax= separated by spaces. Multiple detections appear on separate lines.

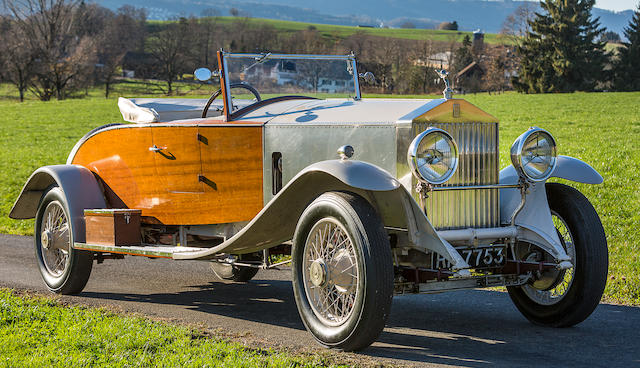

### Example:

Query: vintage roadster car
xmin=10 ymin=52 xmax=608 ymax=351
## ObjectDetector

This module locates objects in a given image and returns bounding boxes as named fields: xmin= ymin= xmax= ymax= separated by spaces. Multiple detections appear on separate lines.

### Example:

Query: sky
xmin=595 ymin=0 xmax=638 ymax=12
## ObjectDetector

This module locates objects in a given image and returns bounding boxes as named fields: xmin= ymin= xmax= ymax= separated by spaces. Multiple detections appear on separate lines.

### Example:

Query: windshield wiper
xmin=241 ymin=52 xmax=272 ymax=74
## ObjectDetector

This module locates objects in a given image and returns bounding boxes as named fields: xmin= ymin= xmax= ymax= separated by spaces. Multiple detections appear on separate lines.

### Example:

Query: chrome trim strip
xmin=437 ymin=226 xmax=517 ymax=243
xmin=74 ymin=242 xmax=207 ymax=258
xmin=223 ymin=53 xmax=356 ymax=61
xmin=432 ymin=184 xmax=521 ymax=191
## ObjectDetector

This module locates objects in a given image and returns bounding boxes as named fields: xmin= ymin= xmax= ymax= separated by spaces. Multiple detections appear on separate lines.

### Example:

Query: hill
xmin=148 ymin=17 xmax=506 ymax=44
xmin=98 ymin=0 xmax=634 ymax=36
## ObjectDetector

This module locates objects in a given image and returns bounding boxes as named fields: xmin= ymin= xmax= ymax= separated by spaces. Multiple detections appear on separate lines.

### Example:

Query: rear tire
xmin=291 ymin=192 xmax=393 ymax=351
xmin=35 ymin=187 xmax=93 ymax=294
xmin=507 ymin=183 xmax=608 ymax=327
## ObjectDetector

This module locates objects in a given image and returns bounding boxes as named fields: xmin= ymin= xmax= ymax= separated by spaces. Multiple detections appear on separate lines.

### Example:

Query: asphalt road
xmin=1 ymin=233 xmax=638 ymax=367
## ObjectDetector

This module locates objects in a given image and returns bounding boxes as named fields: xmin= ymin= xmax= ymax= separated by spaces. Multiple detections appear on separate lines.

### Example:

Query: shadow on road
xmin=81 ymin=278 xmax=307 ymax=331
xmin=78 ymin=274 xmax=640 ymax=367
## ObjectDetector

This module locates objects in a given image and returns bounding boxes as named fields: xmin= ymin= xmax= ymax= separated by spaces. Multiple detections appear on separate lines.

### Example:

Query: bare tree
xmin=0 ymin=16 xmax=35 ymax=101
xmin=3 ymin=0 xmax=97 ymax=100
xmin=500 ymin=2 xmax=537 ymax=45
xmin=92 ymin=6 xmax=145 ymax=98
xmin=148 ymin=18 xmax=192 ymax=95
xmin=198 ymin=9 xmax=219 ymax=66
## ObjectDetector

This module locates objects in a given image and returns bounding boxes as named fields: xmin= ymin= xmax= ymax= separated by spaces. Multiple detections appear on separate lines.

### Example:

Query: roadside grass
xmin=0 ymin=288 xmax=342 ymax=367
xmin=0 ymin=85 xmax=637 ymax=305
xmin=148 ymin=16 xmax=508 ymax=44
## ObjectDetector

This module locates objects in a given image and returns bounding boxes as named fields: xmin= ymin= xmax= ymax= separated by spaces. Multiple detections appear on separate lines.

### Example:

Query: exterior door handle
xmin=149 ymin=145 xmax=166 ymax=152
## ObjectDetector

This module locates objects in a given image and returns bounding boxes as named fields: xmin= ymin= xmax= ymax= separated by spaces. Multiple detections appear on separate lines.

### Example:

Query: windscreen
xmin=224 ymin=55 xmax=358 ymax=109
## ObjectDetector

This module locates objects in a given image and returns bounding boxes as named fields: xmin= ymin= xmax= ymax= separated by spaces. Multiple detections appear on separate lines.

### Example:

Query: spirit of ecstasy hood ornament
xmin=436 ymin=69 xmax=453 ymax=99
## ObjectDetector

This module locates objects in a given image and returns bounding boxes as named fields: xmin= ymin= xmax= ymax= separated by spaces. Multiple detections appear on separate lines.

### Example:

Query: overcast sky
xmin=595 ymin=0 xmax=638 ymax=11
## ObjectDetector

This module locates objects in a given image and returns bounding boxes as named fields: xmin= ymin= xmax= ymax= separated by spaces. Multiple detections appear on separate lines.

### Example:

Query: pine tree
xmin=513 ymin=0 xmax=608 ymax=93
xmin=452 ymin=35 xmax=474 ymax=74
xmin=614 ymin=4 xmax=640 ymax=91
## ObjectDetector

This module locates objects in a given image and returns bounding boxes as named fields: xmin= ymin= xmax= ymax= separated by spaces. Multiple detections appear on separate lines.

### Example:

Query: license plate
xmin=433 ymin=245 xmax=506 ymax=270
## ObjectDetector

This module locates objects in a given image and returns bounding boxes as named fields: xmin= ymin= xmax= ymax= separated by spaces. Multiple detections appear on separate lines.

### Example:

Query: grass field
xmin=0 ymin=289 xmax=342 ymax=367
xmin=149 ymin=16 xmax=507 ymax=44
xmin=0 ymin=86 xmax=638 ymax=305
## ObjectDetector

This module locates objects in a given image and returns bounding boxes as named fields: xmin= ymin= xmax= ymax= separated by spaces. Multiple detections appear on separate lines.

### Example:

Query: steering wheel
xmin=202 ymin=82 xmax=261 ymax=118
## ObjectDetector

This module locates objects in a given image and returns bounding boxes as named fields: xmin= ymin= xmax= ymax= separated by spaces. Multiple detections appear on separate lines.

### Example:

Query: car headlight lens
xmin=510 ymin=127 xmax=558 ymax=182
xmin=408 ymin=128 xmax=459 ymax=184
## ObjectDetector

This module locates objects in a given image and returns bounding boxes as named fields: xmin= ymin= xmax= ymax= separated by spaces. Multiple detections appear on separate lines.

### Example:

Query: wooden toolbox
xmin=84 ymin=209 xmax=142 ymax=246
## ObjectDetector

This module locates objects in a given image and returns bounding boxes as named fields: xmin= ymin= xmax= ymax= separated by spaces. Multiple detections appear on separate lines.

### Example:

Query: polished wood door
xmin=72 ymin=124 xmax=263 ymax=225
xmin=198 ymin=126 xmax=263 ymax=224
xmin=150 ymin=126 xmax=203 ymax=193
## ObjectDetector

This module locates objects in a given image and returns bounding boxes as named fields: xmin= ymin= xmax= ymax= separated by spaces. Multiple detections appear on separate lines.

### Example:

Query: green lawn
xmin=0 ymin=289 xmax=342 ymax=367
xmin=149 ymin=16 xmax=508 ymax=44
xmin=0 ymin=87 xmax=638 ymax=305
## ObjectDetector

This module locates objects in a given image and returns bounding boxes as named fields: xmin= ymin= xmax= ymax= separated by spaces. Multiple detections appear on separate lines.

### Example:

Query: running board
xmin=74 ymin=242 xmax=209 ymax=259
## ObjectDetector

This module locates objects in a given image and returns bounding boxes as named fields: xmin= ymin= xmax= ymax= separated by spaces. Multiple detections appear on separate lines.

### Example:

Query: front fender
xmin=9 ymin=165 xmax=107 ymax=243
xmin=500 ymin=155 xmax=603 ymax=185
xmin=174 ymin=160 xmax=469 ymax=271
xmin=499 ymin=155 xmax=601 ymax=262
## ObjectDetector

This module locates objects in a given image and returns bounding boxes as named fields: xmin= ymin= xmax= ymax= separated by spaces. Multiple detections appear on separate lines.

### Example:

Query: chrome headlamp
xmin=510 ymin=127 xmax=558 ymax=182
xmin=408 ymin=128 xmax=459 ymax=185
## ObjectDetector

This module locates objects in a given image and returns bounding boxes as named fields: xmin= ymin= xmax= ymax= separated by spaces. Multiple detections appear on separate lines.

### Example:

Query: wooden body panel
xmin=71 ymin=124 xmax=263 ymax=225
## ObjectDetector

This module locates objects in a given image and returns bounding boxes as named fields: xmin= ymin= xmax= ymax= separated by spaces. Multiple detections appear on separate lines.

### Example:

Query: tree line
xmin=1 ymin=0 xmax=639 ymax=102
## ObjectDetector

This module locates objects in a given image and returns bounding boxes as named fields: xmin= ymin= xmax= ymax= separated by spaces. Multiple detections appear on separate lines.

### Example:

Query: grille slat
xmin=413 ymin=122 xmax=499 ymax=230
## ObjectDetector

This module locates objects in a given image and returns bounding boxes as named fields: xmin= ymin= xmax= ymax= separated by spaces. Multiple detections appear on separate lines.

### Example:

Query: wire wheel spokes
xmin=523 ymin=211 xmax=577 ymax=305
xmin=40 ymin=202 xmax=71 ymax=277
xmin=302 ymin=218 xmax=360 ymax=326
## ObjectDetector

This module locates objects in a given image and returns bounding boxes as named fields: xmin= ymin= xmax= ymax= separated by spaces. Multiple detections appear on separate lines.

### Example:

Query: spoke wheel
xmin=303 ymin=218 xmax=359 ymax=327
xmin=40 ymin=202 xmax=71 ymax=277
xmin=507 ymin=183 xmax=608 ymax=327
xmin=35 ymin=187 xmax=93 ymax=294
xmin=292 ymin=192 xmax=393 ymax=351
xmin=521 ymin=211 xmax=576 ymax=305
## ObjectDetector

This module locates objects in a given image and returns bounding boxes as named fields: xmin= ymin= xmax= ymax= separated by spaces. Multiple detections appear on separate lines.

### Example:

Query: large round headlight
xmin=510 ymin=127 xmax=558 ymax=182
xmin=408 ymin=128 xmax=459 ymax=185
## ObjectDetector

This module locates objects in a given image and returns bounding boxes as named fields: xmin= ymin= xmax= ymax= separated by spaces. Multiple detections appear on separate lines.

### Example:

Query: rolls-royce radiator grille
xmin=413 ymin=122 xmax=499 ymax=230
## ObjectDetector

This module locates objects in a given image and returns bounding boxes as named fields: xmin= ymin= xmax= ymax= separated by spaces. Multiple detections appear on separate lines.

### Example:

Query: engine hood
xmin=234 ymin=97 xmax=498 ymax=126
xmin=233 ymin=98 xmax=438 ymax=125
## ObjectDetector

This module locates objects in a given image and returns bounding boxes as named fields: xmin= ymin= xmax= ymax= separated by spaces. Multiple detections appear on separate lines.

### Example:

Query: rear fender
xmin=174 ymin=160 xmax=470 ymax=271
xmin=9 ymin=165 xmax=107 ymax=243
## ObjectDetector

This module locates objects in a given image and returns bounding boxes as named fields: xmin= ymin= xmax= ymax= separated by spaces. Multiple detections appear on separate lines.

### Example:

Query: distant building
xmin=413 ymin=51 xmax=452 ymax=69
xmin=473 ymin=30 xmax=485 ymax=54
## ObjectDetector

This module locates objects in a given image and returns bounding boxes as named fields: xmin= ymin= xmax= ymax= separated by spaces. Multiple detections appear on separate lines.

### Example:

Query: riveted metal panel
xmin=263 ymin=124 xmax=397 ymax=204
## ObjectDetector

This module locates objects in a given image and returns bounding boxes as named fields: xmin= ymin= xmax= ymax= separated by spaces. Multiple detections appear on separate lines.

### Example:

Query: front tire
xmin=35 ymin=187 xmax=93 ymax=294
xmin=292 ymin=192 xmax=393 ymax=351
xmin=507 ymin=183 xmax=608 ymax=327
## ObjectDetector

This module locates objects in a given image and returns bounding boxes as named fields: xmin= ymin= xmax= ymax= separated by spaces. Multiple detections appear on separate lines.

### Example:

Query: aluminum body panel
xmin=174 ymin=159 xmax=470 ymax=272
xmin=499 ymin=166 xmax=570 ymax=262
xmin=263 ymin=124 xmax=397 ymax=203
xmin=552 ymin=155 xmax=604 ymax=184
xmin=500 ymin=156 xmax=603 ymax=186
xmin=237 ymin=98 xmax=429 ymax=125
xmin=9 ymin=165 xmax=107 ymax=244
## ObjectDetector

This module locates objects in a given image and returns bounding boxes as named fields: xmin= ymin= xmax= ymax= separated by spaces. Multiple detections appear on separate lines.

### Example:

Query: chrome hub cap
xmin=309 ymin=260 xmax=327 ymax=287
xmin=302 ymin=218 xmax=359 ymax=326
xmin=40 ymin=202 xmax=71 ymax=277
xmin=523 ymin=211 xmax=576 ymax=305
xmin=41 ymin=230 xmax=53 ymax=249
